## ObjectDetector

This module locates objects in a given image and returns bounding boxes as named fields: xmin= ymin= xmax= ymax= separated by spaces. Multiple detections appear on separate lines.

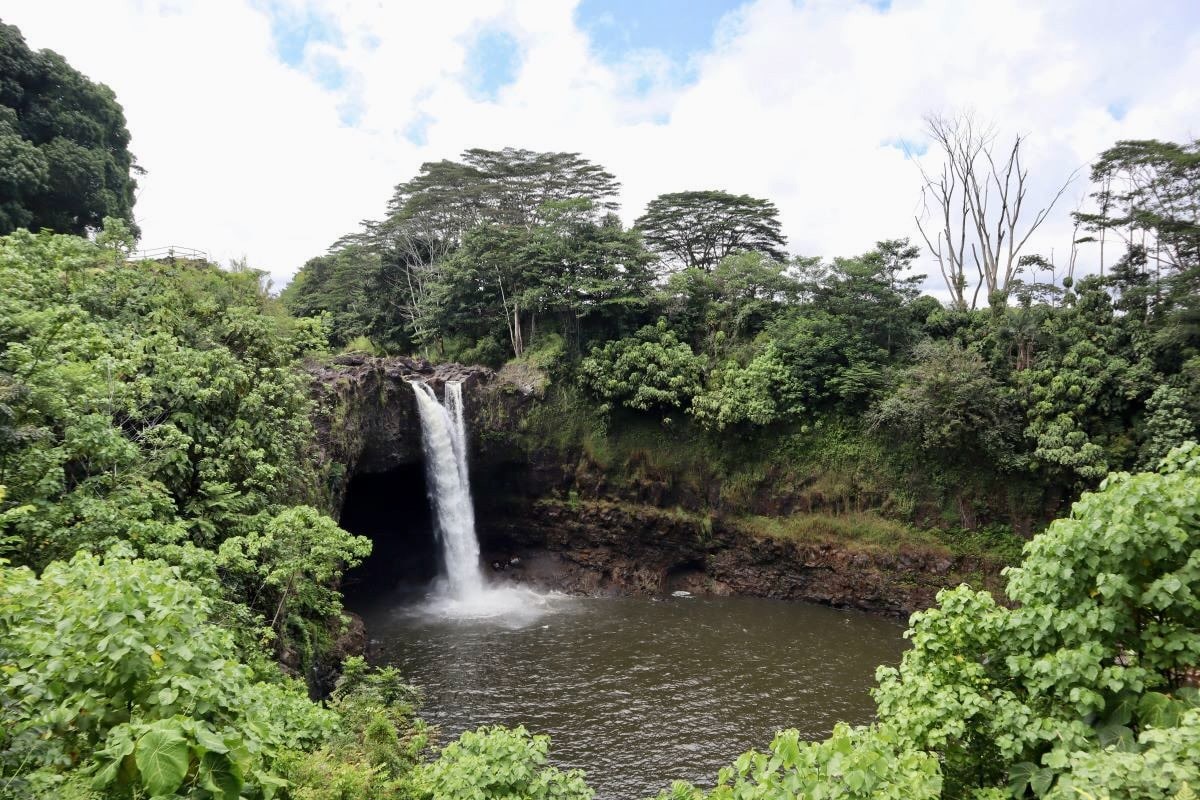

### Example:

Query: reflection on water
xmin=356 ymin=591 xmax=907 ymax=800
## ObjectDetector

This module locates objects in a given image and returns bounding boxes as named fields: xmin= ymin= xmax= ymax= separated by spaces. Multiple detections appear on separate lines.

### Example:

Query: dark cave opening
xmin=339 ymin=463 xmax=439 ymax=603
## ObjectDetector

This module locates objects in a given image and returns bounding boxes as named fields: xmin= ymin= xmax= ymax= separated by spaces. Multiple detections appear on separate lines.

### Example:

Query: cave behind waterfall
xmin=339 ymin=463 xmax=438 ymax=602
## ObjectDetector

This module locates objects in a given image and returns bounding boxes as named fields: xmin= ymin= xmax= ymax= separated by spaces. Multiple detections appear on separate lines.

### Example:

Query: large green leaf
xmin=135 ymin=724 xmax=191 ymax=796
xmin=1138 ymin=691 xmax=1189 ymax=729
xmin=199 ymin=752 xmax=243 ymax=800
xmin=1007 ymin=761 xmax=1038 ymax=797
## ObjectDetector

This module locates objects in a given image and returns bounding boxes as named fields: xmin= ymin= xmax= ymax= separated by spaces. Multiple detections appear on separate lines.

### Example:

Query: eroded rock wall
xmin=308 ymin=354 xmax=494 ymax=510
xmin=476 ymin=499 xmax=1002 ymax=618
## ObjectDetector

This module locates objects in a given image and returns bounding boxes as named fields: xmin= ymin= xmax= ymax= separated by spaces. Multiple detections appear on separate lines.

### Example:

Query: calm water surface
xmin=356 ymin=591 xmax=906 ymax=800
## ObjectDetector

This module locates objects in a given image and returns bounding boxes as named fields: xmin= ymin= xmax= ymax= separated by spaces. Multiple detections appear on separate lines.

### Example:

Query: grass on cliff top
xmin=736 ymin=512 xmax=1024 ymax=564
xmin=539 ymin=495 xmax=1024 ymax=566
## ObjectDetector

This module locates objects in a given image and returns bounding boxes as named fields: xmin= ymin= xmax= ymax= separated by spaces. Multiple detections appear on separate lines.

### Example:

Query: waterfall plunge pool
xmin=345 ymin=381 xmax=908 ymax=798
xmin=353 ymin=590 xmax=906 ymax=800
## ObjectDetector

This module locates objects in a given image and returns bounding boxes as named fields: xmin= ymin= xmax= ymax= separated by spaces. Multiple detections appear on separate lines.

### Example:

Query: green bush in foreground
xmin=415 ymin=725 xmax=592 ymax=800
xmin=874 ymin=441 xmax=1200 ymax=799
xmin=0 ymin=546 xmax=432 ymax=800
xmin=658 ymin=724 xmax=941 ymax=800
xmin=0 ymin=546 xmax=334 ymax=798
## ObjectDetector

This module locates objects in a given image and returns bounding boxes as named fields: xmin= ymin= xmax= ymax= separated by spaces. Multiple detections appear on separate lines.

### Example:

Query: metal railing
xmin=131 ymin=245 xmax=209 ymax=262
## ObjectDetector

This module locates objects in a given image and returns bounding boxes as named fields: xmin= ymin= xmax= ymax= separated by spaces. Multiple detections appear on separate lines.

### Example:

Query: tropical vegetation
xmin=0 ymin=19 xmax=1197 ymax=800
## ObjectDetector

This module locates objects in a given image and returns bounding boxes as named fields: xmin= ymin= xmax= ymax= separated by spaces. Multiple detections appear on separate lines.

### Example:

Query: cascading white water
xmin=410 ymin=380 xmax=484 ymax=600
xmin=408 ymin=379 xmax=557 ymax=622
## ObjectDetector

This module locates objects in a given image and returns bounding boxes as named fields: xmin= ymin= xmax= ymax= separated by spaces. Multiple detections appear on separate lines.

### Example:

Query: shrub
xmin=579 ymin=319 xmax=704 ymax=415
xmin=0 ymin=546 xmax=335 ymax=798
xmin=416 ymin=725 xmax=593 ymax=800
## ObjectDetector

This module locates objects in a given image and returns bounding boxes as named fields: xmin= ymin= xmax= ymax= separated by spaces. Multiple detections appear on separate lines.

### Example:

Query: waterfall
xmin=408 ymin=378 xmax=555 ymax=622
xmin=410 ymin=380 xmax=484 ymax=600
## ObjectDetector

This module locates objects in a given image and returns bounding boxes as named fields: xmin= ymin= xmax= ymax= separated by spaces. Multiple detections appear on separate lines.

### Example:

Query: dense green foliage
xmin=291 ymin=137 xmax=1199 ymax=532
xmin=580 ymin=319 xmax=704 ymax=415
xmin=0 ymin=22 xmax=138 ymax=236
xmin=634 ymin=190 xmax=788 ymax=272
xmin=1 ymin=547 xmax=335 ymax=798
xmin=659 ymin=725 xmax=942 ymax=800
xmin=0 ymin=225 xmax=608 ymax=800
xmin=416 ymin=726 xmax=592 ymax=800
xmin=282 ymin=148 xmax=627 ymax=355
xmin=0 ymin=227 xmax=360 ymax=665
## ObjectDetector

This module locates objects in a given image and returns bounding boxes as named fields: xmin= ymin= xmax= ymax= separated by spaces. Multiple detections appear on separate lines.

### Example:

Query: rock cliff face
xmin=477 ymin=499 xmax=1001 ymax=617
xmin=308 ymin=354 xmax=494 ymax=508
xmin=312 ymin=356 xmax=1002 ymax=618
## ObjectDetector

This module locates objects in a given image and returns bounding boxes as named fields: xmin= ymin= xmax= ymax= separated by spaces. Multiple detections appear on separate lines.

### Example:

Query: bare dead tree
xmin=913 ymin=112 xmax=1076 ymax=309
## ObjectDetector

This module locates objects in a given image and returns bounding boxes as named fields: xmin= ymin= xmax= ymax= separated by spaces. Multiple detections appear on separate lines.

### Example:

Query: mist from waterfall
xmin=409 ymin=380 xmax=554 ymax=621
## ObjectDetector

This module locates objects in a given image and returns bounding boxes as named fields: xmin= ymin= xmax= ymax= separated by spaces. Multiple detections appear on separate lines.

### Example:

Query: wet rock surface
xmin=308 ymin=355 xmax=494 ymax=506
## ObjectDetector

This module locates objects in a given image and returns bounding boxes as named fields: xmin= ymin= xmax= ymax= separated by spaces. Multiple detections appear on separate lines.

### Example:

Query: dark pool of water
xmin=355 ymin=590 xmax=907 ymax=800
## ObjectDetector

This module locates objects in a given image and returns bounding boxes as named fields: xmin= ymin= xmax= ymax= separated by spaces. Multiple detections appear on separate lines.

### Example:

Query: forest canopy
xmin=284 ymin=136 xmax=1200 ymax=531
xmin=0 ymin=21 xmax=139 ymax=236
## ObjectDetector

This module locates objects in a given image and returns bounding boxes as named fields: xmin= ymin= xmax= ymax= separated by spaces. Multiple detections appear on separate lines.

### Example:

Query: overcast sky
xmin=4 ymin=0 xmax=1198 ymax=291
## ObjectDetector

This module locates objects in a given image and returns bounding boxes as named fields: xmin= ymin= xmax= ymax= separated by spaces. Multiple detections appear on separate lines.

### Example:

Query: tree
xmin=1075 ymin=139 xmax=1200 ymax=367
xmin=913 ymin=112 xmax=1073 ymax=309
xmin=0 ymin=21 xmax=139 ymax=236
xmin=658 ymin=253 xmax=810 ymax=349
xmin=282 ymin=244 xmax=385 ymax=348
xmin=423 ymin=202 xmax=653 ymax=359
xmin=635 ymin=190 xmax=788 ymax=273
xmin=386 ymin=147 xmax=620 ymax=236
xmin=762 ymin=309 xmax=871 ymax=411
xmin=1017 ymin=278 xmax=1145 ymax=485
xmin=217 ymin=506 xmax=371 ymax=641
xmin=298 ymin=148 xmax=623 ymax=353
xmin=690 ymin=343 xmax=791 ymax=431
xmin=815 ymin=239 xmax=925 ymax=358
xmin=524 ymin=202 xmax=655 ymax=351
xmin=869 ymin=340 xmax=1021 ymax=525
xmin=1075 ymin=138 xmax=1200 ymax=277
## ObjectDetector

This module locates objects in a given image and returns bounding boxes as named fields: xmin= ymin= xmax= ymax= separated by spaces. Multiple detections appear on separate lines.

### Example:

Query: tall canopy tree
xmin=309 ymin=147 xmax=624 ymax=350
xmin=635 ymin=190 xmax=788 ymax=273
xmin=424 ymin=201 xmax=653 ymax=359
xmin=280 ymin=243 xmax=389 ymax=348
xmin=1075 ymin=138 xmax=1200 ymax=276
xmin=0 ymin=21 xmax=138 ymax=236
xmin=386 ymin=147 xmax=621 ymax=236
xmin=1075 ymin=138 xmax=1200 ymax=367
xmin=815 ymin=238 xmax=925 ymax=359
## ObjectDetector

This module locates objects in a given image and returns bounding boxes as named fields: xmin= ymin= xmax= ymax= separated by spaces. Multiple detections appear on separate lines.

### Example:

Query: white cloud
xmin=4 ymin=0 xmax=1198 ymax=293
